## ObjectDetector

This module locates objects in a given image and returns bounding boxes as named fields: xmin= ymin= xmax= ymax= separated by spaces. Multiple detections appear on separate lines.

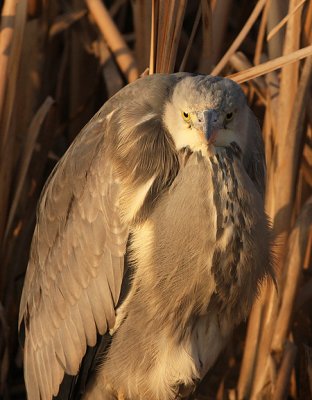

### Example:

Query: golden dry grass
xmin=0 ymin=0 xmax=311 ymax=399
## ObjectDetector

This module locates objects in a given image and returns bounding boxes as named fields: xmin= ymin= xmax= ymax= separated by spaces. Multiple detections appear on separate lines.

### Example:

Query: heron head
xmin=163 ymin=75 xmax=250 ymax=156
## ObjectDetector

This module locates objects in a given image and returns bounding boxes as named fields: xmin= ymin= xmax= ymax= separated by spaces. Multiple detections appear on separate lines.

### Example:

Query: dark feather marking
xmin=243 ymin=109 xmax=266 ymax=197
xmin=64 ymin=195 xmax=74 ymax=227
xmin=225 ymin=148 xmax=233 ymax=161
xmin=210 ymin=153 xmax=259 ymax=314
xmin=238 ymin=212 xmax=246 ymax=231
xmin=211 ymin=148 xmax=274 ymax=319
xmin=233 ymin=176 xmax=238 ymax=194
xmin=209 ymin=156 xmax=224 ymax=240
xmin=179 ymin=146 xmax=193 ymax=166
xmin=215 ymin=153 xmax=227 ymax=176
xmin=230 ymin=141 xmax=242 ymax=159
xmin=226 ymin=189 xmax=234 ymax=201
xmin=229 ymin=263 xmax=237 ymax=279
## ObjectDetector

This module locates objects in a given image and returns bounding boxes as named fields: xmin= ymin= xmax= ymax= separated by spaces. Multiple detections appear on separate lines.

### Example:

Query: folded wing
xmin=19 ymin=116 xmax=129 ymax=400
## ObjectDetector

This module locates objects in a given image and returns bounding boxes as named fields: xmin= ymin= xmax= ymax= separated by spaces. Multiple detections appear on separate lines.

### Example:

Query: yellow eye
xmin=182 ymin=111 xmax=191 ymax=122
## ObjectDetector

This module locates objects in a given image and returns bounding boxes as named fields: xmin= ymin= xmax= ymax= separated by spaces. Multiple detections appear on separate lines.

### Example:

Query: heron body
xmin=19 ymin=73 xmax=274 ymax=400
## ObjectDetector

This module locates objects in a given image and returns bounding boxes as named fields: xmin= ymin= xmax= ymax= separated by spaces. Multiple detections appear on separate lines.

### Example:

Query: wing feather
xmin=58 ymin=268 xmax=77 ymax=306
xmin=61 ymin=320 xmax=81 ymax=371
xmin=71 ymin=304 xmax=87 ymax=354
xmin=94 ymin=263 xmax=116 ymax=328
xmin=63 ymin=261 xmax=83 ymax=300
xmin=19 ymin=117 xmax=129 ymax=399
xmin=42 ymin=344 xmax=53 ymax=396
xmin=36 ymin=347 xmax=50 ymax=399
xmin=40 ymin=295 xmax=56 ymax=340
xmin=24 ymin=340 xmax=40 ymax=399
xmin=79 ymin=291 xmax=98 ymax=347
xmin=51 ymin=350 xmax=63 ymax=396
xmin=19 ymin=74 xmax=182 ymax=399
xmin=54 ymin=330 xmax=67 ymax=369
xmin=50 ymin=280 xmax=67 ymax=320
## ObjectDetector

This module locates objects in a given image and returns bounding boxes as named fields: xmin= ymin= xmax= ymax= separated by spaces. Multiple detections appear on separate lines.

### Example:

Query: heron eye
xmin=226 ymin=112 xmax=233 ymax=121
xmin=182 ymin=111 xmax=191 ymax=122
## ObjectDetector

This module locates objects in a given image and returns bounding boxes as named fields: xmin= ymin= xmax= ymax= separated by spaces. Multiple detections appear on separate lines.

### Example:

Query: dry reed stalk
xmin=268 ymin=55 xmax=311 ymax=252
xmin=85 ymin=0 xmax=139 ymax=82
xmin=303 ymin=219 xmax=312 ymax=269
xmin=166 ymin=1 xmax=186 ymax=72
xmin=272 ymin=197 xmax=312 ymax=353
xmin=101 ymin=40 xmax=124 ymax=97
xmin=0 ymin=0 xmax=16 ymax=123
xmin=211 ymin=0 xmax=266 ymax=76
xmin=268 ymin=50 xmax=311 ymax=250
xmin=266 ymin=65 xmax=280 ymax=121
xmin=0 ymin=302 xmax=9 ymax=393
xmin=132 ymin=0 xmax=151 ymax=72
xmin=276 ymin=54 xmax=311 ymax=228
xmin=262 ymin=97 xmax=274 ymax=167
xmin=289 ymin=359 xmax=298 ymax=399
xmin=245 ymin=5 xmax=311 ymax=396
xmin=15 ymin=18 xmax=46 ymax=143
xmin=179 ymin=7 xmax=202 ymax=72
xmin=266 ymin=60 xmax=312 ymax=383
xmin=266 ymin=0 xmax=289 ymax=59
xmin=249 ymin=285 xmax=279 ymax=398
xmin=155 ymin=0 xmax=166 ymax=71
xmin=296 ymin=275 xmax=312 ymax=309
xmin=275 ymin=0 xmax=302 ymax=195
xmin=49 ymin=9 xmax=87 ymax=38
xmin=228 ymin=45 xmax=312 ymax=83
xmin=4 ymin=97 xmax=54 ymax=243
xmin=267 ymin=0 xmax=306 ymax=41
xmin=228 ymin=52 xmax=267 ymax=103
xmin=161 ymin=1 xmax=180 ymax=72
xmin=179 ymin=6 xmax=201 ymax=72
xmin=301 ymin=123 xmax=312 ymax=191
xmin=237 ymin=298 xmax=264 ymax=399
xmin=109 ymin=0 xmax=128 ymax=17
xmin=149 ymin=0 xmax=158 ymax=74
xmin=211 ymin=0 xmax=233 ymax=65
xmin=253 ymin=0 xmax=274 ymax=158
xmin=155 ymin=0 xmax=187 ymax=73
xmin=0 ymin=0 xmax=27 ymax=247
xmin=69 ymin=0 xmax=94 ymax=140
xmin=254 ymin=0 xmax=271 ymax=65
xmin=304 ymin=346 xmax=312 ymax=396
xmin=301 ymin=162 xmax=312 ymax=192
xmin=273 ymin=341 xmax=297 ymax=400
xmin=303 ymin=0 xmax=312 ymax=44
xmin=27 ymin=0 xmax=41 ymax=17
xmin=198 ymin=0 xmax=213 ymax=73
xmin=250 ymin=55 xmax=312 ymax=400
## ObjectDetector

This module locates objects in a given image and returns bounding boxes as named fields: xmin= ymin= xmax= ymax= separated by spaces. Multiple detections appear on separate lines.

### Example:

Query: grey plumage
xmin=19 ymin=73 xmax=274 ymax=400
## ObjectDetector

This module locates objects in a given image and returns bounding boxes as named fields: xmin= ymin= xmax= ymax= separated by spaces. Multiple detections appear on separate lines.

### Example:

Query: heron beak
xmin=195 ymin=109 xmax=221 ymax=143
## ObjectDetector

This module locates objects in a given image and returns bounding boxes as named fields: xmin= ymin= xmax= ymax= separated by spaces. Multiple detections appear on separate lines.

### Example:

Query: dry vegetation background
xmin=0 ymin=0 xmax=312 ymax=399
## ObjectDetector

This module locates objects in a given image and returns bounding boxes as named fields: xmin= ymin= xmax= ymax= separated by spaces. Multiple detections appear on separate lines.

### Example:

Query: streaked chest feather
xmin=102 ymin=150 xmax=270 ymax=400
